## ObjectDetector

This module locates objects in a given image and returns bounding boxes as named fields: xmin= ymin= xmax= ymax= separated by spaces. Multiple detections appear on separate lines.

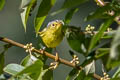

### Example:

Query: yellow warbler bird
xmin=38 ymin=20 xmax=64 ymax=48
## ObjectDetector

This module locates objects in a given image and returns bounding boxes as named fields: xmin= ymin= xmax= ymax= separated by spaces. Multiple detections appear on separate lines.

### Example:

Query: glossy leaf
xmin=16 ymin=60 xmax=43 ymax=76
xmin=85 ymin=4 xmax=111 ymax=21
xmin=35 ymin=0 xmax=56 ymax=33
xmin=37 ymin=68 xmax=53 ymax=80
xmin=0 ymin=0 xmax=5 ymax=11
xmin=66 ymin=26 xmax=85 ymax=54
xmin=51 ymin=0 xmax=89 ymax=15
xmin=20 ymin=55 xmax=33 ymax=67
xmin=88 ymin=18 xmax=114 ymax=53
xmin=66 ymin=68 xmax=79 ymax=80
xmin=0 ymin=52 xmax=4 ymax=75
xmin=20 ymin=0 xmax=37 ymax=31
xmin=4 ymin=64 xmax=24 ymax=76
xmin=64 ymin=8 xmax=79 ymax=24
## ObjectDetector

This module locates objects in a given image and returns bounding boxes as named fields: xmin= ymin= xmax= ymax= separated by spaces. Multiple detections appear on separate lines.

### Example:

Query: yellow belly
xmin=41 ymin=32 xmax=63 ymax=48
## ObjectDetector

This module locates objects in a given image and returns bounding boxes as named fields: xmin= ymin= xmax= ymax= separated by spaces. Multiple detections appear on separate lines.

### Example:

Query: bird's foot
xmin=49 ymin=52 xmax=59 ymax=69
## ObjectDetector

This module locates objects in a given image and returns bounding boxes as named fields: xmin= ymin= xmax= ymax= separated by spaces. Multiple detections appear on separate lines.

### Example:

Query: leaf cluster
xmin=1 ymin=0 xmax=120 ymax=80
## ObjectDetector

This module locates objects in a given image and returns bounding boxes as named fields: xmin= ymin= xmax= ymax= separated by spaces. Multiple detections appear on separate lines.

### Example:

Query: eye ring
xmin=52 ymin=24 xmax=55 ymax=26
xmin=51 ymin=23 xmax=57 ymax=27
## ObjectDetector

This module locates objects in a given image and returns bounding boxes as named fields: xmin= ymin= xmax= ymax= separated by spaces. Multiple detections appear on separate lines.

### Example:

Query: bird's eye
xmin=52 ymin=24 xmax=55 ymax=26
xmin=51 ymin=23 xmax=57 ymax=27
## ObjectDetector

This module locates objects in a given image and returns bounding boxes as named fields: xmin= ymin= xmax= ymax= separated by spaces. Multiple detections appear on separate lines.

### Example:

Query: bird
xmin=38 ymin=20 xmax=64 ymax=48
xmin=38 ymin=20 xmax=64 ymax=68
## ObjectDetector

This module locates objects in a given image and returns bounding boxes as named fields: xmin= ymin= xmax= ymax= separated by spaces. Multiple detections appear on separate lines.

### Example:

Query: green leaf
xmin=35 ymin=0 xmax=56 ymax=33
xmin=85 ymin=4 xmax=111 ymax=21
xmin=4 ymin=64 xmax=24 ymax=76
xmin=84 ymin=37 xmax=91 ymax=51
xmin=37 ymin=68 xmax=53 ymax=80
xmin=20 ymin=0 xmax=37 ymax=31
xmin=20 ymin=55 xmax=33 ymax=67
xmin=75 ymin=70 xmax=92 ymax=80
xmin=0 ymin=52 xmax=4 ymax=75
xmin=111 ymin=78 xmax=120 ymax=80
xmin=112 ymin=66 xmax=120 ymax=78
xmin=62 ymin=0 xmax=89 ymax=9
xmin=66 ymin=26 xmax=85 ymax=54
xmin=4 ymin=43 xmax=12 ymax=50
xmin=0 ymin=0 xmax=5 ymax=11
xmin=81 ymin=52 xmax=96 ymax=67
xmin=66 ymin=68 xmax=79 ymax=80
xmin=17 ymin=60 xmax=43 ymax=76
xmin=106 ymin=58 xmax=120 ymax=70
xmin=102 ymin=30 xmax=116 ymax=39
xmin=88 ymin=18 xmax=114 ymax=53
xmin=95 ymin=48 xmax=109 ymax=59
xmin=0 ymin=44 xmax=12 ymax=75
xmin=51 ymin=0 xmax=89 ymax=15
xmin=64 ymin=8 xmax=79 ymax=24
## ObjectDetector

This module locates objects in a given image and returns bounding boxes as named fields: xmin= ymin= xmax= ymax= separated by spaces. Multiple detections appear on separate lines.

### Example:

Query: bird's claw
xmin=49 ymin=62 xmax=59 ymax=70
xmin=49 ymin=52 xmax=59 ymax=69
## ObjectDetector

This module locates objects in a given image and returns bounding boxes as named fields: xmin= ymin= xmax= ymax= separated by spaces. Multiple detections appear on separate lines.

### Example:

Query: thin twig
xmin=0 ymin=36 xmax=102 ymax=80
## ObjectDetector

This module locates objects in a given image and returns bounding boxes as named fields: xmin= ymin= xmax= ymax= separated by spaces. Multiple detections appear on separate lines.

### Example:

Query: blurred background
xmin=0 ymin=0 xmax=104 ymax=79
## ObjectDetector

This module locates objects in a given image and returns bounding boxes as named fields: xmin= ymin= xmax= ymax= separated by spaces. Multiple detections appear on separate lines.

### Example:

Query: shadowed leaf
xmin=21 ymin=55 xmax=33 ymax=67
xmin=64 ymin=8 xmax=79 ymax=24
xmin=66 ymin=26 xmax=85 ymax=54
xmin=4 ymin=64 xmax=24 ymax=76
xmin=75 ymin=70 xmax=92 ymax=80
xmin=66 ymin=68 xmax=79 ymax=80
xmin=20 ymin=0 xmax=37 ymax=32
xmin=0 ymin=52 xmax=4 ymax=75
xmin=88 ymin=18 xmax=114 ymax=53
xmin=51 ymin=0 xmax=88 ymax=15
xmin=17 ymin=60 xmax=43 ymax=76
xmin=85 ymin=4 xmax=111 ymax=21
xmin=35 ymin=0 xmax=56 ymax=33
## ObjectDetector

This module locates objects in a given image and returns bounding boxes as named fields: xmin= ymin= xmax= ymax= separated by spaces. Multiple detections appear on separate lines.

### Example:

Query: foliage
xmin=1 ymin=0 xmax=120 ymax=80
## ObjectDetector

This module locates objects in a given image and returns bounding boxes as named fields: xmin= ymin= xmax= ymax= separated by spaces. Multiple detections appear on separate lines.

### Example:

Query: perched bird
xmin=38 ymin=20 xmax=64 ymax=69
xmin=39 ymin=20 xmax=64 ymax=48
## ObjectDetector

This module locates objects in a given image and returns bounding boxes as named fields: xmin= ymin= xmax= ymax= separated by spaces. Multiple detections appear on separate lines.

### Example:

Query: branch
xmin=0 ymin=36 xmax=101 ymax=80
